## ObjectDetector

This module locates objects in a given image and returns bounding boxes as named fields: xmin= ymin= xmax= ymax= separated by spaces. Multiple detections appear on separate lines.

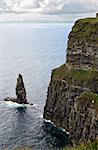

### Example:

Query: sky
xmin=0 ymin=0 xmax=98 ymax=22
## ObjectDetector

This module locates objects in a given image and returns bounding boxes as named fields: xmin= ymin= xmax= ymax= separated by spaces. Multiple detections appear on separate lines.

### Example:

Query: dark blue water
xmin=0 ymin=23 xmax=73 ymax=150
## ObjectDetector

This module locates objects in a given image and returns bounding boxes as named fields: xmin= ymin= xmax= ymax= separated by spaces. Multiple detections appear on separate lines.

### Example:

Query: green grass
xmin=70 ymin=17 xmax=98 ymax=42
xmin=77 ymin=92 xmax=98 ymax=102
xmin=77 ymin=17 xmax=98 ymax=24
xmin=52 ymin=64 xmax=67 ymax=80
xmin=72 ymin=18 xmax=98 ymax=32
xmin=76 ymin=92 xmax=98 ymax=111
xmin=13 ymin=146 xmax=32 ymax=150
xmin=52 ymin=64 xmax=98 ymax=81
xmin=63 ymin=141 xmax=98 ymax=150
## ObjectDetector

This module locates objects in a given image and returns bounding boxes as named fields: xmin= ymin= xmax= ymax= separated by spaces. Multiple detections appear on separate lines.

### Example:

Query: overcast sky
xmin=0 ymin=0 xmax=98 ymax=22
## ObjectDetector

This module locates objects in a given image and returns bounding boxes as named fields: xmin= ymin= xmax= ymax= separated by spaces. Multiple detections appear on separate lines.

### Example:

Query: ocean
xmin=0 ymin=23 xmax=73 ymax=150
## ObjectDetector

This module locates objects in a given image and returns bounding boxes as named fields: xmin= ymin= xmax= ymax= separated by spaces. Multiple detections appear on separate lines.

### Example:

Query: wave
xmin=0 ymin=100 xmax=39 ymax=109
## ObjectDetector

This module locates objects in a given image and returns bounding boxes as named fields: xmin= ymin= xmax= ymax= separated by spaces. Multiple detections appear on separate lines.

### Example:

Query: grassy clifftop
xmin=71 ymin=17 xmax=98 ymax=41
xmin=66 ymin=17 xmax=98 ymax=70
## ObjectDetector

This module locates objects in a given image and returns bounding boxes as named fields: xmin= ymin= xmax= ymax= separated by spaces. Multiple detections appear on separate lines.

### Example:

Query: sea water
xmin=0 ymin=23 xmax=73 ymax=150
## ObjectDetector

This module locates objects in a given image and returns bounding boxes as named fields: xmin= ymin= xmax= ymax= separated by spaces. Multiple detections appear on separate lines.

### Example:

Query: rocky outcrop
xmin=69 ymin=92 xmax=98 ymax=145
xmin=66 ymin=18 xmax=98 ymax=70
xmin=5 ymin=74 xmax=28 ymax=104
xmin=43 ymin=17 xmax=98 ymax=145
xmin=16 ymin=74 xmax=27 ymax=104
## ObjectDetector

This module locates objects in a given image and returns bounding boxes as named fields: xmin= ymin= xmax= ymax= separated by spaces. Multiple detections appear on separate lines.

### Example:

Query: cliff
xmin=43 ymin=17 xmax=98 ymax=145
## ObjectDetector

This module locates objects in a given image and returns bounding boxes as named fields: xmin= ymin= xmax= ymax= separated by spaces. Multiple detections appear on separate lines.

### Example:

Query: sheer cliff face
xmin=43 ymin=18 xmax=98 ymax=145
xmin=66 ymin=18 xmax=98 ymax=70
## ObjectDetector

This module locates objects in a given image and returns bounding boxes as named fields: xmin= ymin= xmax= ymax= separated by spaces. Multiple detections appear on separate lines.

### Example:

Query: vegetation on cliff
xmin=76 ymin=92 xmax=98 ymax=111
xmin=43 ymin=16 xmax=98 ymax=147
xmin=70 ymin=17 xmax=98 ymax=43
xmin=64 ymin=141 xmax=98 ymax=150
xmin=52 ymin=64 xmax=98 ymax=81
xmin=13 ymin=146 xmax=32 ymax=150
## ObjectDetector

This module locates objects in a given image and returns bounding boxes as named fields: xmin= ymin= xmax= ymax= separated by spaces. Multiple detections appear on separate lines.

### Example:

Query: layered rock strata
xmin=43 ymin=17 xmax=98 ymax=145
xmin=5 ymin=74 xmax=28 ymax=104
xmin=16 ymin=74 xmax=27 ymax=104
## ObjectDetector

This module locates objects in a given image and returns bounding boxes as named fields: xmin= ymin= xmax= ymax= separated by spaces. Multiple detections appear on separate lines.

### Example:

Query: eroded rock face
xmin=5 ymin=74 xmax=27 ymax=104
xmin=43 ymin=17 xmax=98 ymax=145
xmin=16 ymin=74 xmax=27 ymax=104
xmin=66 ymin=20 xmax=98 ymax=70
xmin=69 ymin=93 xmax=98 ymax=145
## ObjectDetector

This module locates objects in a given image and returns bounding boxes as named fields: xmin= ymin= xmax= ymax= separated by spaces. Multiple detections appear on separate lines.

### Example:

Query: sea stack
xmin=5 ymin=74 xmax=28 ymax=104
xmin=16 ymin=74 xmax=27 ymax=104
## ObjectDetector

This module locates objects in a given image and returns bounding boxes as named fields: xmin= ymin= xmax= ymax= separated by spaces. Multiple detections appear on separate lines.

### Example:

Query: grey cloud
xmin=0 ymin=0 xmax=98 ymax=15
xmin=18 ymin=0 xmax=41 ymax=9
xmin=62 ymin=1 xmax=98 ymax=14
xmin=0 ymin=0 xmax=41 ymax=13
xmin=40 ymin=0 xmax=98 ymax=15
xmin=0 ymin=0 xmax=7 ymax=10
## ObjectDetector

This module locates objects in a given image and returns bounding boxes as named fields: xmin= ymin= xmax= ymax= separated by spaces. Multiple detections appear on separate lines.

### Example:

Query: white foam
xmin=44 ymin=119 xmax=70 ymax=134
xmin=40 ymin=114 xmax=43 ymax=119
xmin=33 ymin=104 xmax=39 ymax=109
xmin=0 ymin=101 xmax=39 ymax=109
xmin=44 ymin=119 xmax=56 ymax=126
xmin=5 ymin=101 xmax=25 ymax=108
xmin=66 ymin=131 xmax=70 ymax=135
xmin=24 ymin=103 xmax=39 ymax=109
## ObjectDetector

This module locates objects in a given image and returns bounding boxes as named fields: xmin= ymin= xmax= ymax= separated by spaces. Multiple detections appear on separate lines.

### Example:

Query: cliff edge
xmin=43 ymin=17 xmax=98 ymax=145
